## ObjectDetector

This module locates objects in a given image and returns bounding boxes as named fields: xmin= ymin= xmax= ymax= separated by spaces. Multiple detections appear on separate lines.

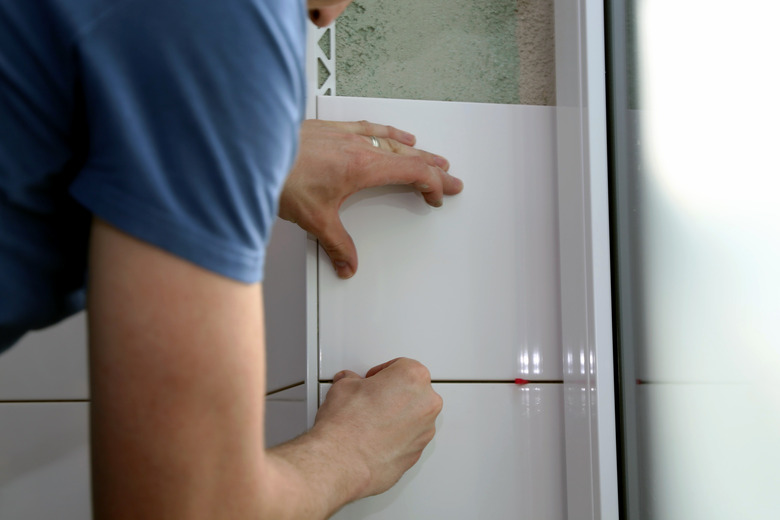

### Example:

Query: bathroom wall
xmin=335 ymin=0 xmax=555 ymax=105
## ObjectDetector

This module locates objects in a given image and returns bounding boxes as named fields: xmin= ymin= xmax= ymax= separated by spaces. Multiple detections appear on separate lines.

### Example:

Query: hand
xmin=280 ymin=119 xmax=464 ymax=279
xmin=312 ymin=358 xmax=443 ymax=498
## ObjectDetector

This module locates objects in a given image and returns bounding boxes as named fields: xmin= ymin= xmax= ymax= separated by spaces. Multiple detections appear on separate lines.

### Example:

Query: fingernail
xmin=434 ymin=156 xmax=449 ymax=169
xmin=334 ymin=261 xmax=354 ymax=279
xmin=333 ymin=370 xmax=346 ymax=383
xmin=400 ymin=131 xmax=415 ymax=143
xmin=430 ymin=199 xmax=443 ymax=208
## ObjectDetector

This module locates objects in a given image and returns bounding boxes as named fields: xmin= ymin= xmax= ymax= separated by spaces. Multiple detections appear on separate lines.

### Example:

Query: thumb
xmin=318 ymin=214 xmax=358 ymax=279
xmin=332 ymin=369 xmax=361 ymax=384
xmin=365 ymin=357 xmax=403 ymax=378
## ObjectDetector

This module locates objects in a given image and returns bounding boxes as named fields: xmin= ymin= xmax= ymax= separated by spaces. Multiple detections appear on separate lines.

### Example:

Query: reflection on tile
xmin=265 ymin=384 xmax=307 ymax=448
xmin=321 ymin=383 xmax=565 ymax=519
xmin=636 ymin=384 xmax=780 ymax=520
xmin=318 ymin=97 xmax=561 ymax=381
xmin=0 ymin=403 xmax=91 ymax=519
xmin=0 ymin=312 xmax=89 ymax=401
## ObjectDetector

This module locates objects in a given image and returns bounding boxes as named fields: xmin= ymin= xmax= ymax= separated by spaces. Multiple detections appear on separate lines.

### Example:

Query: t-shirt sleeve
xmin=69 ymin=0 xmax=307 ymax=283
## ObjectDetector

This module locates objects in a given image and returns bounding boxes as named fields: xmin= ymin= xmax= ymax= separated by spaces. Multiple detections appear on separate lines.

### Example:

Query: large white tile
xmin=317 ymin=97 xmax=561 ymax=381
xmin=265 ymin=384 xmax=307 ymax=448
xmin=0 ymin=403 xmax=91 ymax=519
xmin=320 ymin=383 xmax=565 ymax=520
xmin=636 ymin=383 xmax=780 ymax=520
xmin=263 ymin=218 xmax=308 ymax=392
xmin=0 ymin=312 xmax=89 ymax=401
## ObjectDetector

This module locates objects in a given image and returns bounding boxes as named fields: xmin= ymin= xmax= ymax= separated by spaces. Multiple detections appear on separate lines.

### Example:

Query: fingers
xmin=338 ymin=120 xmax=417 ymax=147
xmin=365 ymin=357 xmax=403 ymax=378
xmin=332 ymin=369 xmax=361 ymax=383
xmin=371 ymin=153 xmax=463 ymax=208
xmin=366 ymin=358 xmax=433 ymax=387
xmin=315 ymin=212 xmax=358 ymax=279
xmin=315 ymin=119 xmax=464 ymax=207
xmin=356 ymin=134 xmax=463 ymax=207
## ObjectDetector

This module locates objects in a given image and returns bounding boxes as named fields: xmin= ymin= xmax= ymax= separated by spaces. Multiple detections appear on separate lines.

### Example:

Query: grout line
xmin=266 ymin=381 xmax=305 ymax=397
xmin=2 ymin=381 xmax=310 ymax=403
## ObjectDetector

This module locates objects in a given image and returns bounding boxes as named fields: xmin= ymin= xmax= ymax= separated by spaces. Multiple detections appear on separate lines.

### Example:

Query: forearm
xmin=88 ymin=219 xmax=368 ymax=519
xmin=263 ymin=428 xmax=371 ymax=519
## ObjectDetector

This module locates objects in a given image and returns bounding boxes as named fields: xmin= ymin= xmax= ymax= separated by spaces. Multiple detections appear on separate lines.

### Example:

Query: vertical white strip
xmin=583 ymin=1 xmax=619 ymax=518
xmin=555 ymin=0 xmax=618 ymax=518
xmin=305 ymin=237 xmax=319 ymax=428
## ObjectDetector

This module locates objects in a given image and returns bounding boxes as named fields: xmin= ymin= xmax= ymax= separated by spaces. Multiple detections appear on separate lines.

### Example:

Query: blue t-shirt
xmin=0 ymin=0 xmax=307 ymax=351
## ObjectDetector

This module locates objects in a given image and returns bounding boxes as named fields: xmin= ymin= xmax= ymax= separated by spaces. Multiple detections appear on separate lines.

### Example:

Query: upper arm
xmin=87 ymin=218 xmax=268 ymax=519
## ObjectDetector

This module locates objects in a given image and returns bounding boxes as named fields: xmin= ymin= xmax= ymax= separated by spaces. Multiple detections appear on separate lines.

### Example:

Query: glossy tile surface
xmin=636 ymin=384 xmax=780 ymax=520
xmin=265 ymin=384 xmax=307 ymax=448
xmin=320 ymin=383 xmax=565 ymax=519
xmin=263 ymin=218 xmax=308 ymax=392
xmin=0 ymin=403 xmax=91 ymax=519
xmin=317 ymin=97 xmax=561 ymax=380
xmin=0 ymin=312 xmax=89 ymax=400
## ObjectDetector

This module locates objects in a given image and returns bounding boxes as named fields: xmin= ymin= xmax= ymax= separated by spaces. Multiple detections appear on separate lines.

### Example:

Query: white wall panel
xmin=264 ymin=219 xmax=308 ymax=392
xmin=0 ymin=312 xmax=88 ymax=401
xmin=265 ymin=384 xmax=307 ymax=448
xmin=320 ymin=383 xmax=566 ymax=520
xmin=0 ymin=403 xmax=91 ymax=519
xmin=317 ymin=97 xmax=561 ymax=381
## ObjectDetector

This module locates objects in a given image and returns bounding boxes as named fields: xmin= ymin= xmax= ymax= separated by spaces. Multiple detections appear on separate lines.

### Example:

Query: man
xmin=0 ymin=0 xmax=462 ymax=517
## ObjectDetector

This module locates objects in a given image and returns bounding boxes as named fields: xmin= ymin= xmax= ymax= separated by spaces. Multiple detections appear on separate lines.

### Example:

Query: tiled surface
xmin=317 ymin=97 xmax=561 ymax=381
xmin=320 ymin=383 xmax=566 ymax=519
xmin=263 ymin=218 xmax=308 ymax=392
xmin=0 ymin=312 xmax=89 ymax=401
xmin=0 ymin=218 xmax=308 ymax=399
xmin=265 ymin=384 xmax=307 ymax=448
xmin=636 ymin=384 xmax=780 ymax=520
xmin=0 ymin=403 xmax=91 ymax=519
xmin=0 ymin=389 xmax=310 ymax=519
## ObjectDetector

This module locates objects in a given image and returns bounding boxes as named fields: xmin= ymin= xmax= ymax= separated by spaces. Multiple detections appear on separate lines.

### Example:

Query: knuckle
xmin=357 ymin=120 xmax=372 ymax=135
xmin=431 ymin=392 xmax=444 ymax=414
xmin=424 ymin=426 xmax=437 ymax=445
xmin=407 ymin=361 xmax=431 ymax=383
xmin=345 ymin=132 xmax=366 ymax=146
xmin=388 ymin=140 xmax=403 ymax=154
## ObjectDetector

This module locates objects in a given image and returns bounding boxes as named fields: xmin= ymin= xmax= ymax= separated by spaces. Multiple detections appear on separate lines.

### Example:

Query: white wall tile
xmin=263 ymin=219 xmax=308 ymax=392
xmin=0 ymin=403 xmax=91 ymax=519
xmin=320 ymin=383 xmax=565 ymax=519
xmin=265 ymin=384 xmax=307 ymax=448
xmin=0 ymin=312 xmax=89 ymax=401
xmin=317 ymin=97 xmax=561 ymax=381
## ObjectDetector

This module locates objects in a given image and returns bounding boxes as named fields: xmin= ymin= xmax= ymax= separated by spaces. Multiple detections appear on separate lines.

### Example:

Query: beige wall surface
xmin=336 ymin=0 xmax=555 ymax=105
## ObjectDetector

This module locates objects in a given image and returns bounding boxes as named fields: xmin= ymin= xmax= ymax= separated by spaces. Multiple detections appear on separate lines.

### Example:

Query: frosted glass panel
xmin=610 ymin=1 xmax=780 ymax=518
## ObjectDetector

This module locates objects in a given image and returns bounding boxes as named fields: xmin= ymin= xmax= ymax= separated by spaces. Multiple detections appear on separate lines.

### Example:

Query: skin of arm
xmin=87 ymin=218 xmax=442 ymax=519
